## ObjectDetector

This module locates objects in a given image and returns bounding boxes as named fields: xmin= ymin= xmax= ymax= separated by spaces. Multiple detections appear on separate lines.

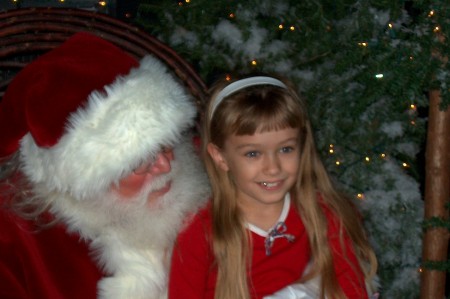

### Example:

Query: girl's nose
xmin=264 ymin=154 xmax=281 ymax=175
xmin=150 ymin=148 xmax=174 ymax=175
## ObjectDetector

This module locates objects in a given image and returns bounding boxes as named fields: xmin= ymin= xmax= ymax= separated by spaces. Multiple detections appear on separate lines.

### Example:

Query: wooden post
xmin=420 ymin=89 xmax=450 ymax=299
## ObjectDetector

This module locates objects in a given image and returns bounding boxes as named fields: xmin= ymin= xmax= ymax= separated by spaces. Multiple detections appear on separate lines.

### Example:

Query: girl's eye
xmin=280 ymin=146 xmax=294 ymax=153
xmin=245 ymin=151 xmax=259 ymax=158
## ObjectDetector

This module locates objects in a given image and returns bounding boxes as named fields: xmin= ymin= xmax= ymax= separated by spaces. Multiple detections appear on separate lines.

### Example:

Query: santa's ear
xmin=206 ymin=143 xmax=229 ymax=172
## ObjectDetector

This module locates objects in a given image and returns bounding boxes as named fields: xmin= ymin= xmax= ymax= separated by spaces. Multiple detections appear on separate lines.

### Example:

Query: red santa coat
xmin=0 ymin=206 xmax=103 ymax=299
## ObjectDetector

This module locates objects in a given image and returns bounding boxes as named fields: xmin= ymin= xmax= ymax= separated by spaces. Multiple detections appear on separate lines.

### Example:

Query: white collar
xmin=247 ymin=193 xmax=291 ymax=237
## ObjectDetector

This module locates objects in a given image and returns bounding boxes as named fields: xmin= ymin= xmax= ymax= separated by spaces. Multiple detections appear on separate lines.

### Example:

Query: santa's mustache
xmin=115 ymin=167 xmax=177 ymax=209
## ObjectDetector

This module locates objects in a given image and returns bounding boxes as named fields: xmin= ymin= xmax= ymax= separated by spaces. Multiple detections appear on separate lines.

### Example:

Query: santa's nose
xmin=149 ymin=148 xmax=174 ymax=175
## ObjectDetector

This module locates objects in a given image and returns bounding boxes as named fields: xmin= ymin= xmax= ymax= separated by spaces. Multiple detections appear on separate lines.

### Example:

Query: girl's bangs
xmin=231 ymin=95 xmax=304 ymax=136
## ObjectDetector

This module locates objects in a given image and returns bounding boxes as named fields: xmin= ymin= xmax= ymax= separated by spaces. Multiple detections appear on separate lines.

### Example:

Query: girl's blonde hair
xmin=202 ymin=75 xmax=377 ymax=299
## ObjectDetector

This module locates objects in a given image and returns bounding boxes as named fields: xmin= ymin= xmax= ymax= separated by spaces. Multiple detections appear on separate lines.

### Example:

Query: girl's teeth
xmin=262 ymin=182 xmax=277 ymax=187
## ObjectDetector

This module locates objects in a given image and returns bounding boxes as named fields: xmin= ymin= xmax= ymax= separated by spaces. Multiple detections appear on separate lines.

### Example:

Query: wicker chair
xmin=0 ymin=7 xmax=208 ymax=116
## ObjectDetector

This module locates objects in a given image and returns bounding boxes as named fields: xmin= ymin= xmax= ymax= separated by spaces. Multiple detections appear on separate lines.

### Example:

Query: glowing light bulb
xmin=365 ymin=157 xmax=370 ymax=162
xmin=98 ymin=1 xmax=106 ymax=6
xmin=388 ymin=23 xmax=393 ymax=29
xmin=251 ymin=60 xmax=257 ymax=66
xmin=428 ymin=10 xmax=435 ymax=17
xmin=358 ymin=42 xmax=368 ymax=47
xmin=380 ymin=153 xmax=386 ymax=159
xmin=229 ymin=13 xmax=235 ymax=18
xmin=335 ymin=161 xmax=341 ymax=166
xmin=225 ymin=74 xmax=231 ymax=81
xmin=434 ymin=26 xmax=440 ymax=33
xmin=375 ymin=74 xmax=384 ymax=79
xmin=289 ymin=26 xmax=295 ymax=31
xmin=357 ymin=193 xmax=365 ymax=200
xmin=278 ymin=24 xmax=284 ymax=30
xmin=329 ymin=144 xmax=334 ymax=154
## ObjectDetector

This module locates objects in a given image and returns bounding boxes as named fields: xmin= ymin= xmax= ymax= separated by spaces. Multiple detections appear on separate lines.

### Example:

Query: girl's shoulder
xmin=173 ymin=200 xmax=213 ymax=259
xmin=315 ymin=192 xmax=342 ymax=230
xmin=178 ymin=200 xmax=212 ymax=238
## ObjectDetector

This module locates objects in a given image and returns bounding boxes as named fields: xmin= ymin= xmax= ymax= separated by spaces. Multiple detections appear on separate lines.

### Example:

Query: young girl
xmin=169 ymin=75 xmax=378 ymax=299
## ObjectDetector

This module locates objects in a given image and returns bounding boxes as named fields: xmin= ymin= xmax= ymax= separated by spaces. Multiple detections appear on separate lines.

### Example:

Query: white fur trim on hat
xmin=19 ymin=55 xmax=197 ymax=199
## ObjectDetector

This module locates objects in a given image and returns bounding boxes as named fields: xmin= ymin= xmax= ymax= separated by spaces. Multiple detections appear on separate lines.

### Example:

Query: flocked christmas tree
xmin=134 ymin=1 xmax=450 ymax=298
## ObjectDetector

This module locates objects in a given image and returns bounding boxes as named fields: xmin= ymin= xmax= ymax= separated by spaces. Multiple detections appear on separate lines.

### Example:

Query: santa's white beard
xmin=40 ymin=139 xmax=210 ymax=299
xmin=47 ymin=139 xmax=209 ymax=245
xmin=91 ymin=164 xmax=198 ymax=250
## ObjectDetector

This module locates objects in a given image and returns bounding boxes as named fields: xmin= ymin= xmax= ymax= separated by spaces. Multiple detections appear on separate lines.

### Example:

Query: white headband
xmin=209 ymin=76 xmax=288 ymax=120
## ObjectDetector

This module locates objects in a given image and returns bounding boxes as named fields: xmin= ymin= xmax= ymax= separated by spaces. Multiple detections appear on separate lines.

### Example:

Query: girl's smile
xmin=258 ymin=180 xmax=283 ymax=190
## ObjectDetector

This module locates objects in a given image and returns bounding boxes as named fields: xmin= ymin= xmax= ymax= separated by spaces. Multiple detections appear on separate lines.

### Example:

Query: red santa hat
xmin=0 ymin=32 xmax=197 ymax=199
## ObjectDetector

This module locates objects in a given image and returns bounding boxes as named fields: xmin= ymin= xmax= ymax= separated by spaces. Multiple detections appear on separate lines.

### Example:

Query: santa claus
xmin=0 ymin=32 xmax=210 ymax=299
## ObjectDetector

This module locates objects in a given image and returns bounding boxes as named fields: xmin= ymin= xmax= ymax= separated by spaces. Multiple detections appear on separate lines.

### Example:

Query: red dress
xmin=169 ymin=195 xmax=368 ymax=299
xmin=0 ymin=206 xmax=103 ymax=299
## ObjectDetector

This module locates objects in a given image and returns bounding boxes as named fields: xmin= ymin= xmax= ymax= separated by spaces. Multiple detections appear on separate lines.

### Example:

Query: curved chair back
xmin=0 ymin=7 xmax=207 ymax=114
